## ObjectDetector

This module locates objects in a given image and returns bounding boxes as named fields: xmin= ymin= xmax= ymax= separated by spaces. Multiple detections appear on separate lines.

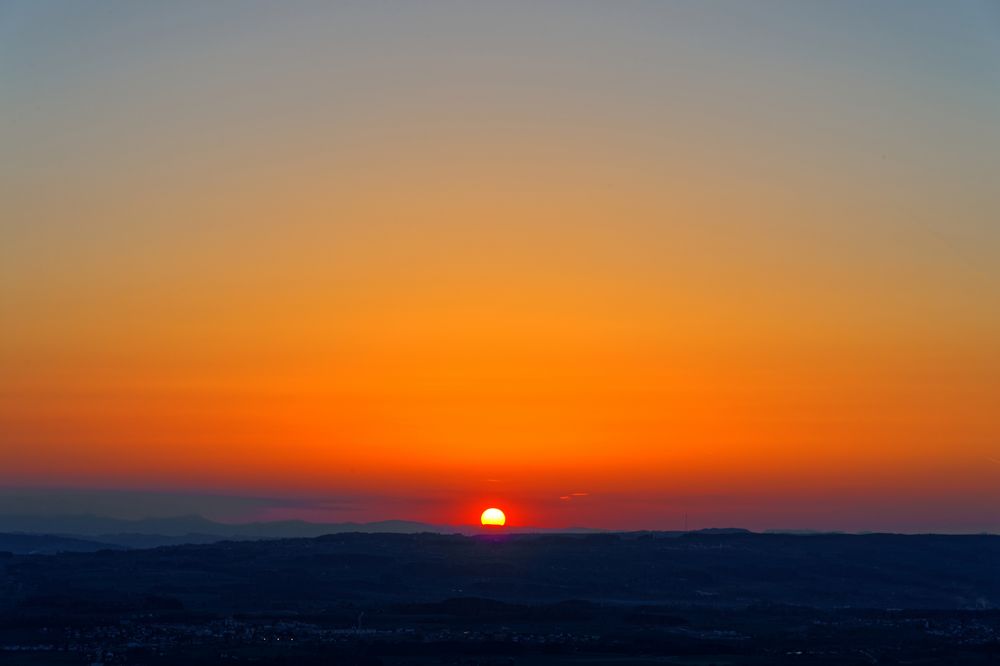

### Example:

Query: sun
xmin=480 ymin=507 xmax=506 ymax=527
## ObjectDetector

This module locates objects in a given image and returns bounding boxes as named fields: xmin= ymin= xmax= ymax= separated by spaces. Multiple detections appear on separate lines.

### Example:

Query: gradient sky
xmin=2 ymin=2 xmax=999 ymax=531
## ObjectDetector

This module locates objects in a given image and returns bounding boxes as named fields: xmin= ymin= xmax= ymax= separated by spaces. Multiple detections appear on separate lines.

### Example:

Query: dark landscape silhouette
xmin=1 ymin=528 xmax=997 ymax=664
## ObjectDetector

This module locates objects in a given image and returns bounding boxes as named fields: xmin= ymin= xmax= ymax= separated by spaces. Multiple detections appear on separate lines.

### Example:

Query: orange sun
xmin=480 ymin=507 xmax=506 ymax=527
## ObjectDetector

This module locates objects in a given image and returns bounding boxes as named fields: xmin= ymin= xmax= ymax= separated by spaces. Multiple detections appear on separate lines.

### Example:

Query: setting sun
xmin=481 ymin=508 xmax=506 ymax=527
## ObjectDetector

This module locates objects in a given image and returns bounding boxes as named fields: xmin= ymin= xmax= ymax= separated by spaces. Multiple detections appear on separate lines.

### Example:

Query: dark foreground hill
xmin=1 ymin=532 xmax=997 ymax=664
xmin=4 ymin=531 xmax=995 ymax=609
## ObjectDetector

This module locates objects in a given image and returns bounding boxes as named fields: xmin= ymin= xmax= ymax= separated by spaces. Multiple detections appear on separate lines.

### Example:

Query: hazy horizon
xmin=0 ymin=486 xmax=996 ymax=534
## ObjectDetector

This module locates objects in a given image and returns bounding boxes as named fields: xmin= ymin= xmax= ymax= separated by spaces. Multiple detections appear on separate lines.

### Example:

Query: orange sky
xmin=1 ymin=3 xmax=998 ymax=531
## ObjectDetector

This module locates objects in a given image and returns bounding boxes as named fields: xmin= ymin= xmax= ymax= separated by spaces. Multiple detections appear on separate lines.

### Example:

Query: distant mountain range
xmin=0 ymin=513 xmax=607 ymax=550
xmin=0 ymin=532 xmax=125 ymax=554
xmin=0 ymin=513 xmax=890 ymax=554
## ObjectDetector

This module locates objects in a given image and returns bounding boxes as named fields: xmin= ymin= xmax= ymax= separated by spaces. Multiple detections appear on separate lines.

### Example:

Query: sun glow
xmin=480 ymin=507 xmax=506 ymax=526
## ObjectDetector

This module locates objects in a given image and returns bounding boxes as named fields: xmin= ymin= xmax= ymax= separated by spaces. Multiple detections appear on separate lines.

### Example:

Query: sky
xmin=2 ymin=1 xmax=999 ymax=532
